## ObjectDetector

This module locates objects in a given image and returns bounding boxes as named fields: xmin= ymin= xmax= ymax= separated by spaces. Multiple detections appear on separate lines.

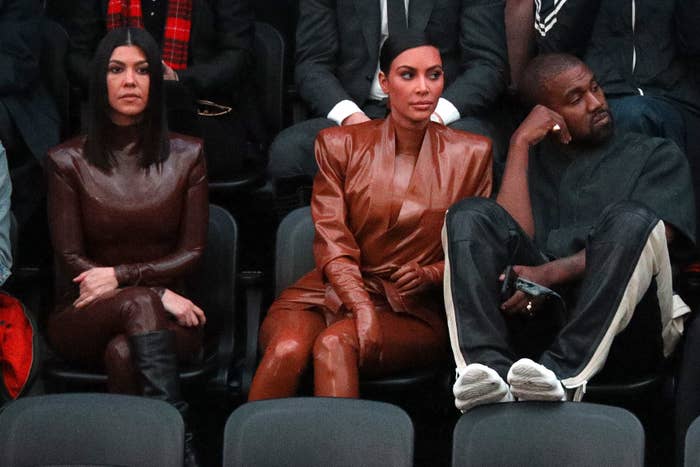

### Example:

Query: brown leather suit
xmin=249 ymin=118 xmax=492 ymax=400
xmin=46 ymin=125 xmax=208 ymax=393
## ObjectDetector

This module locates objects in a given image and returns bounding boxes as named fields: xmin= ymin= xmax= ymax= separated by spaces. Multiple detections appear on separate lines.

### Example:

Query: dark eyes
xmin=399 ymin=70 xmax=443 ymax=80
xmin=108 ymin=65 xmax=150 ymax=75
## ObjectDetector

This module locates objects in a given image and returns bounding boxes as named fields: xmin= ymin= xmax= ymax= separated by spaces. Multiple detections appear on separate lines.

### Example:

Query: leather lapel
xmin=353 ymin=0 xmax=381 ymax=60
xmin=408 ymin=0 xmax=434 ymax=31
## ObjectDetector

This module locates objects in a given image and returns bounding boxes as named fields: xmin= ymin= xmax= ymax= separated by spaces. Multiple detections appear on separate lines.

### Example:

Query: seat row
xmin=5 ymin=393 xmax=700 ymax=466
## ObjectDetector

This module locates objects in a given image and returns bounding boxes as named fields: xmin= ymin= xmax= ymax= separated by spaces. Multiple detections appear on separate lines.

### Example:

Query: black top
xmin=529 ymin=131 xmax=696 ymax=258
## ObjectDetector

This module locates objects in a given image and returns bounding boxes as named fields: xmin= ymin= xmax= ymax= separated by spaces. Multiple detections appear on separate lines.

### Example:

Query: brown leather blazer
xmin=310 ymin=118 xmax=492 ymax=326
xmin=47 ymin=129 xmax=209 ymax=310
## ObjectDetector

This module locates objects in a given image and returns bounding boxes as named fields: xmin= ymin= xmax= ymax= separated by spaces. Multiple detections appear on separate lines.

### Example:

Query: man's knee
xmin=267 ymin=118 xmax=334 ymax=181
xmin=446 ymin=197 xmax=505 ymax=238
xmin=594 ymin=201 xmax=659 ymax=241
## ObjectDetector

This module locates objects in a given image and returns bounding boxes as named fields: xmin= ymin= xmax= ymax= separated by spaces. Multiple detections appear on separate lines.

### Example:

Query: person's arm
xmin=0 ymin=1 xmax=42 ymax=95
xmin=497 ymin=104 xmax=570 ymax=237
xmin=533 ymin=0 xmax=600 ymax=55
xmin=294 ymin=0 xmax=362 ymax=119
xmin=501 ymin=249 xmax=585 ymax=313
xmin=113 ymin=147 xmax=209 ymax=286
xmin=505 ymin=0 xmax=535 ymax=88
xmin=65 ymin=0 xmax=104 ymax=93
xmin=440 ymin=0 xmax=508 ymax=122
xmin=0 ymin=144 xmax=11 ymax=286
xmin=312 ymin=130 xmax=381 ymax=365
xmin=177 ymin=0 xmax=254 ymax=97
xmin=47 ymin=149 xmax=102 ymax=279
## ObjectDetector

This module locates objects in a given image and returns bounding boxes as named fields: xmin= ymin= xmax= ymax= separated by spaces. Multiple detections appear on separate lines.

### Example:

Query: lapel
xmin=366 ymin=118 xmax=397 ymax=233
xmin=408 ymin=0 xmax=435 ymax=31
xmin=352 ymin=0 xmax=381 ymax=61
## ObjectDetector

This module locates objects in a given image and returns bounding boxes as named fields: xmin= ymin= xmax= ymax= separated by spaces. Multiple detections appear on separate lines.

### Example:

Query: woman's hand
xmin=354 ymin=305 xmax=382 ymax=366
xmin=390 ymin=262 xmax=442 ymax=295
xmin=73 ymin=267 xmax=118 ymax=308
xmin=161 ymin=289 xmax=206 ymax=327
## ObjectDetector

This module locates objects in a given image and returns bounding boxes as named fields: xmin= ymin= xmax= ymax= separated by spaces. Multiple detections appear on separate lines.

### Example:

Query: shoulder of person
xmin=317 ymin=119 xmax=383 ymax=145
xmin=167 ymin=132 xmax=205 ymax=159
xmin=618 ymin=131 xmax=686 ymax=165
xmin=47 ymin=135 xmax=87 ymax=172
xmin=434 ymin=124 xmax=493 ymax=156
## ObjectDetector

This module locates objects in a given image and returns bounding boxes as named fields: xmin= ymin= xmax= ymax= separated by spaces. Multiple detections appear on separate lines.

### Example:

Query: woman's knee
xmin=117 ymin=287 xmax=168 ymax=334
xmin=312 ymin=326 xmax=358 ymax=366
xmin=263 ymin=334 xmax=314 ymax=370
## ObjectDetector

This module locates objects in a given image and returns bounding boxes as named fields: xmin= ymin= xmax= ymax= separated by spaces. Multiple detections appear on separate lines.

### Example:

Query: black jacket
xmin=294 ymin=0 xmax=508 ymax=118
xmin=67 ymin=0 xmax=254 ymax=104
xmin=535 ymin=0 xmax=700 ymax=112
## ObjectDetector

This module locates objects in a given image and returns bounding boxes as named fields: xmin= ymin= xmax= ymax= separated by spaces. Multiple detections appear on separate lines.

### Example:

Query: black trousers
xmin=443 ymin=198 xmax=669 ymax=389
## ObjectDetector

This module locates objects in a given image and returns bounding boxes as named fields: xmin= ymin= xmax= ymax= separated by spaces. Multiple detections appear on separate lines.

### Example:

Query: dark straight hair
xmin=379 ymin=31 xmax=434 ymax=75
xmin=84 ymin=27 xmax=168 ymax=170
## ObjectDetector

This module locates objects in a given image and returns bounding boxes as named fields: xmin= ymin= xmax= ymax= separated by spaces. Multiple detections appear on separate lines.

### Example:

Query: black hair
xmin=84 ymin=27 xmax=168 ymax=170
xmin=379 ymin=31 xmax=435 ymax=75
xmin=518 ymin=53 xmax=584 ymax=107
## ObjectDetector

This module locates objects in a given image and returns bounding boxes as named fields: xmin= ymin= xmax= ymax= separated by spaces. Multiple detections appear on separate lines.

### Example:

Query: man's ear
xmin=379 ymin=71 xmax=389 ymax=94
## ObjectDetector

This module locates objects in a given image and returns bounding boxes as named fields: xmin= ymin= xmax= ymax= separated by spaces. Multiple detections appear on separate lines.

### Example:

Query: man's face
xmin=543 ymin=63 xmax=613 ymax=144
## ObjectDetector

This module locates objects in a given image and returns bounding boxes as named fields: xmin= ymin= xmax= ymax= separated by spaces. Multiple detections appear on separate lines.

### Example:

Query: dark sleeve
xmin=114 ymin=149 xmax=209 ymax=285
xmin=294 ymin=0 xmax=355 ymax=117
xmin=0 ymin=1 xmax=42 ymax=95
xmin=177 ymin=0 xmax=254 ymax=97
xmin=676 ymin=0 xmax=700 ymax=57
xmin=441 ymin=0 xmax=508 ymax=116
xmin=65 ymin=0 xmax=104 ymax=92
xmin=47 ymin=151 xmax=101 ymax=278
xmin=632 ymin=139 xmax=696 ymax=245
xmin=533 ymin=0 xmax=601 ymax=55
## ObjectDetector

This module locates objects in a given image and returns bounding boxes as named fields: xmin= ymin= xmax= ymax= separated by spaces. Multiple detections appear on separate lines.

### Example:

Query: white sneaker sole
xmin=454 ymin=363 xmax=513 ymax=412
xmin=508 ymin=358 xmax=566 ymax=401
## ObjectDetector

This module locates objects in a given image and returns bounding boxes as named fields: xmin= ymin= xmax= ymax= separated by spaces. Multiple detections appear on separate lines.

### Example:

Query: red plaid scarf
xmin=106 ymin=0 xmax=192 ymax=71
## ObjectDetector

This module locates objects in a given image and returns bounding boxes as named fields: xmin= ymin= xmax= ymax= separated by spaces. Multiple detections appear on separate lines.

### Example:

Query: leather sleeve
xmin=294 ymin=0 xmax=355 ymax=116
xmin=442 ymin=0 xmax=508 ymax=116
xmin=114 ymin=148 xmax=209 ymax=285
xmin=178 ymin=0 xmax=254 ymax=97
xmin=47 ymin=150 xmax=102 ymax=278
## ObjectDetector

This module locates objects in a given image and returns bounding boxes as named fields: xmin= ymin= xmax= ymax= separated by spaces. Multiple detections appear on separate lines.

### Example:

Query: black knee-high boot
xmin=129 ymin=330 xmax=200 ymax=467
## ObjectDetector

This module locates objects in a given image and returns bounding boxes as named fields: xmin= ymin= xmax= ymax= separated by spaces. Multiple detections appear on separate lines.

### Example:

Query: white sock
xmin=507 ymin=358 xmax=566 ymax=402
xmin=453 ymin=363 xmax=514 ymax=413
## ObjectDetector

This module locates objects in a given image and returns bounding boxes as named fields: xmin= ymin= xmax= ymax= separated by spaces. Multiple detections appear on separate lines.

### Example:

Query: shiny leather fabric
xmin=311 ymin=118 xmax=492 ymax=327
xmin=45 ymin=126 xmax=207 ymax=385
xmin=47 ymin=125 xmax=208 ymax=310
xmin=248 ymin=118 xmax=492 ymax=400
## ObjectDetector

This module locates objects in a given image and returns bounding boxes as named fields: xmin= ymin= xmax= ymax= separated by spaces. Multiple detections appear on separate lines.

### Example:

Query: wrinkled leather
xmin=301 ymin=118 xmax=493 ymax=327
xmin=47 ymin=125 xmax=209 ymax=310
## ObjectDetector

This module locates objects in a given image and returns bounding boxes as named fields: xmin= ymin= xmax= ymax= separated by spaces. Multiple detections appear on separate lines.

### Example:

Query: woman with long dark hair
xmin=47 ymin=28 xmax=207 ymax=466
xmin=249 ymin=32 xmax=493 ymax=400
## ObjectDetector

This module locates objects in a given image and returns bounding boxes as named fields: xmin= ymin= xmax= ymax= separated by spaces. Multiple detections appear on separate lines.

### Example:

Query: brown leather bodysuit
xmin=46 ymin=125 xmax=208 ymax=393
xmin=249 ymin=118 xmax=493 ymax=400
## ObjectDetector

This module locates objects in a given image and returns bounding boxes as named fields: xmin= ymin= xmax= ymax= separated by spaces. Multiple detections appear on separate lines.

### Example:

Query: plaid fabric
xmin=106 ymin=0 xmax=192 ymax=70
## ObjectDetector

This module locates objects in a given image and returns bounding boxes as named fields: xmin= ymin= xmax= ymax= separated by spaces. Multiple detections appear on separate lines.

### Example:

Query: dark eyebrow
xmin=108 ymin=60 xmax=149 ymax=66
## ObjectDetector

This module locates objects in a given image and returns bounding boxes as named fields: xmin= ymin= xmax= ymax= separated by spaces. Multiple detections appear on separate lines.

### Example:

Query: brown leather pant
xmin=248 ymin=302 xmax=447 ymax=400
xmin=47 ymin=287 xmax=202 ymax=394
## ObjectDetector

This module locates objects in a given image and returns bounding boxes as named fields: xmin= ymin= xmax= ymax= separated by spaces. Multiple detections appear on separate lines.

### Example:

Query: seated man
xmin=269 ymin=0 xmax=507 ymax=207
xmin=532 ymin=0 xmax=700 ymax=153
xmin=442 ymin=53 xmax=695 ymax=411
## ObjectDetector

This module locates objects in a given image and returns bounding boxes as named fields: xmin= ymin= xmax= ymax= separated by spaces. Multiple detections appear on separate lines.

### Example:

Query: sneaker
xmin=453 ymin=363 xmax=513 ymax=412
xmin=507 ymin=358 xmax=566 ymax=401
